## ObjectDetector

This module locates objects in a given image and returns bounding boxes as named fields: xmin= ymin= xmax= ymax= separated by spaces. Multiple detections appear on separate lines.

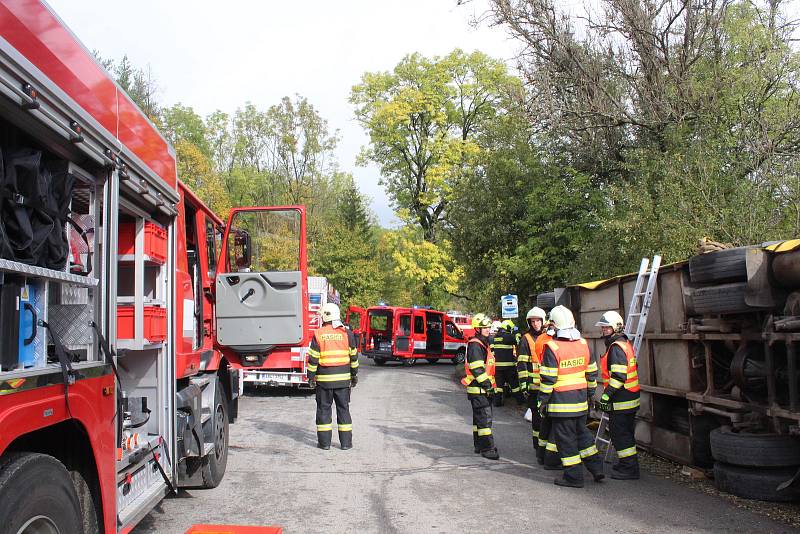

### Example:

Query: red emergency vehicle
xmin=0 ymin=3 xmax=304 ymax=532
xmin=352 ymin=306 xmax=467 ymax=365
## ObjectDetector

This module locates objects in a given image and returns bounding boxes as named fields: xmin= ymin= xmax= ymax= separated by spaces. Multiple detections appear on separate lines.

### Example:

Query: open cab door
xmin=394 ymin=311 xmax=413 ymax=358
xmin=215 ymin=206 xmax=307 ymax=352
xmin=345 ymin=305 xmax=367 ymax=351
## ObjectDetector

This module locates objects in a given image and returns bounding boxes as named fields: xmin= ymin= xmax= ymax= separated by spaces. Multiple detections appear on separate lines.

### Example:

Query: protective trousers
xmin=469 ymin=394 xmax=495 ymax=452
xmin=610 ymin=411 xmax=639 ymax=475
xmin=529 ymin=390 xmax=541 ymax=450
xmin=316 ymin=387 xmax=352 ymax=448
xmin=537 ymin=416 xmax=561 ymax=468
xmin=493 ymin=367 xmax=523 ymax=406
xmin=551 ymin=415 xmax=603 ymax=484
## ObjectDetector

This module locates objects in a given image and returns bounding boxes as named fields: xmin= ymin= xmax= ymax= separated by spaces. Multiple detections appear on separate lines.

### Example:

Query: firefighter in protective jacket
xmin=517 ymin=307 xmax=547 ymax=451
xmin=538 ymin=305 xmax=604 ymax=487
xmin=596 ymin=310 xmax=641 ymax=479
xmin=491 ymin=320 xmax=523 ymax=406
xmin=307 ymin=303 xmax=359 ymax=450
xmin=462 ymin=313 xmax=500 ymax=460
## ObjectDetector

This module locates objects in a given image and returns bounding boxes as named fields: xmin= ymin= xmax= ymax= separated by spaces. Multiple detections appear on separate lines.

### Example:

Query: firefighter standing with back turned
xmin=596 ymin=310 xmax=641 ymax=480
xmin=538 ymin=305 xmax=604 ymax=487
xmin=491 ymin=320 xmax=524 ymax=406
xmin=306 ymin=303 xmax=359 ymax=450
xmin=462 ymin=313 xmax=500 ymax=460
xmin=517 ymin=307 xmax=548 ymax=451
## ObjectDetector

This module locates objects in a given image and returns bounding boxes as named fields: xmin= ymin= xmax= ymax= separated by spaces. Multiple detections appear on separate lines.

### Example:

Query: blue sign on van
xmin=501 ymin=294 xmax=518 ymax=319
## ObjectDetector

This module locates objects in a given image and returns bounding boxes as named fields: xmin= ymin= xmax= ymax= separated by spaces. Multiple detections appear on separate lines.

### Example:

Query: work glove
xmin=350 ymin=375 xmax=358 ymax=389
xmin=598 ymin=394 xmax=611 ymax=412
xmin=307 ymin=376 xmax=316 ymax=388
xmin=537 ymin=398 xmax=548 ymax=418
xmin=480 ymin=380 xmax=493 ymax=393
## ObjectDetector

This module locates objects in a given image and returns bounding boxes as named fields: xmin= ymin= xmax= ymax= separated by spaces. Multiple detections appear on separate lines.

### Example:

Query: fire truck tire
xmin=689 ymin=247 xmax=751 ymax=284
xmin=373 ymin=357 xmax=387 ymax=366
xmin=710 ymin=427 xmax=800 ymax=467
xmin=70 ymin=468 xmax=100 ymax=534
xmin=201 ymin=379 xmax=229 ymax=488
xmin=403 ymin=359 xmax=417 ymax=367
xmin=0 ymin=453 xmax=83 ymax=533
xmin=453 ymin=350 xmax=465 ymax=365
xmin=713 ymin=462 xmax=800 ymax=502
xmin=690 ymin=283 xmax=750 ymax=315
xmin=426 ymin=358 xmax=439 ymax=364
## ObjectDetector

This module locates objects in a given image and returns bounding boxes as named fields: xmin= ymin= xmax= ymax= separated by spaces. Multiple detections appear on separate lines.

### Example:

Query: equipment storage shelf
xmin=116 ymin=212 xmax=168 ymax=352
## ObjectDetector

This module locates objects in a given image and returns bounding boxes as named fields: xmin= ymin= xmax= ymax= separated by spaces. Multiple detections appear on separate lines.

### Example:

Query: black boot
xmin=481 ymin=448 xmax=500 ymax=460
xmin=554 ymin=477 xmax=584 ymax=488
xmin=611 ymin=468 xmax=640 ymax=480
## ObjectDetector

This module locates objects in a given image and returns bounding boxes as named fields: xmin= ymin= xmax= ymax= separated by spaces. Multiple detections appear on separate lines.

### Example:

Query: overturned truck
xmin=544 ymin=241 xmax=800 ymax=500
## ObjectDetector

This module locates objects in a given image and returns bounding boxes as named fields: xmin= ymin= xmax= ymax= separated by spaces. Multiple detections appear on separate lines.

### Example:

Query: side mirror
xmin=233 ymin=229 xmax=252 ymax=270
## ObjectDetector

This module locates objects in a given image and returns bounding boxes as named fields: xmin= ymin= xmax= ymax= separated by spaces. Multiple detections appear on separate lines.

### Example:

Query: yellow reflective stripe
xmin=316 ymin=373 xmax=352 ymax=382
xmin=610 ymin=364 xmax=628 ymax=373
xmin=307 ymin=348 xmax=320 ymax=358
xmin=587 ymin=362 xmax=598 ymax=372
xmin=562 ymin=454 xmax=582 ymax=466
xmin=613 ymin=398 xmax=640 ymax=410
xmin=466 ymin=386 xmax=484 ymax=394
xmin=548 ymin=401 xmax=588 ymax=412
xmin=307 ymin=364 xmax=318 ymax=372
xmin=617 ymin=446 xmax=637 ymax=458
xmin=518 ymin=371 xmax=530 ymax=378
xmin=321 ymin=349 xmax=351 ymax=356
xmin=477 ymin=428 xmax=492 ymax=436
xmin=628 ymin=371 xmax=638 ymax=379
xmin=510 ymin=386 xmax=521 ymax=393
xmin=579 ymin=445 xmax=599 ymax=458
xmin=518 ymin=355 xmax=531 ymax=363
xmin=469 ymin=360 xmax=485 ymax=369
xmin=338 ymin=424 xmax=353 ymax=432
xmin=349 ymin=348 xmax=358 ymax=356
xmin=491 ymin=344 xmax=514 ymax=349
xmin=625 ymin=380 xmax=639 ymax=389
xmin=545 ymin=442 xmax=558 ymax=452
xmin=321 ymin=356 xmax=351 ymax=365
xmin=532 ymin=430 xmax=540 ymax=437
xmin=538 ymin=384 xmax=554 ymax=393
xmin=472 ymin=425 xmax=478 ymax=432
xmin=351 ymin=360 xmax=360 ymax=368
xmin=538 ymin=438 xmax=548 ymax=447
xmin=608 ymin=378 xmax=624 ymax=389
xmin=555 ymin=371 xmax=587 ymax=388
xmin=475 ymin=372 xmax=490 ymax=383
xmin=539 ymin=366 xmax=558 ymax=376
xmin=587 ymin=380 xmax=597 ymax=388
xmin=317 ymin=424 xmax=332 ymax=431
xmin=495 ymin=362 xmax=516 ymax=367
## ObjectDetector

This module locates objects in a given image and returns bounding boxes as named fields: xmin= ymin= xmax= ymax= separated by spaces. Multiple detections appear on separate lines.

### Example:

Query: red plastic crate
xmin=117 ymin=305 xmax=167 ymax=342
xmin=118 ymin=221 xmax=167 ymax=263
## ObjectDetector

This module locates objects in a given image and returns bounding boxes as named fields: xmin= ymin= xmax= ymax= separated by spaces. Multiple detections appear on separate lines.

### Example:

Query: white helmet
xmin=549 ymin=305 xmax=575 ymax=330
xmin=526 ymin=307 xmax=547 ymax=322
xmin=321 ymin=302 xmax=341 ymax=323
xmin=490 ymin=320 xmax=502 ymax=333
xmin=596 ymin=310 xmax=624 ymax=333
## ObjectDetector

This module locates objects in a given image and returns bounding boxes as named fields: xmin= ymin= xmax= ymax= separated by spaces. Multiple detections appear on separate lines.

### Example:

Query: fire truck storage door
xmin=215 ymin=207 xmax=306 ymax=351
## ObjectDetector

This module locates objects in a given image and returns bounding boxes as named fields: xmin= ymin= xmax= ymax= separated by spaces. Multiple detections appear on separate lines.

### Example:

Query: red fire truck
xmin=354 ymin=305 xmax=467 ymax=365
xmin=0 ymin=3 xmax=304 ymax=532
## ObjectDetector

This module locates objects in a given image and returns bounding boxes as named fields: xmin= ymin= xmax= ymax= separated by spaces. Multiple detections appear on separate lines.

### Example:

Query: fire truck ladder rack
xmin=595 ymin=255 xmax=661 ymax=461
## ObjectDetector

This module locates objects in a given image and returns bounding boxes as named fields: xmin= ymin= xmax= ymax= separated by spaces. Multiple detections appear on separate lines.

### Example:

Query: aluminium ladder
xmin=595 ymin=255 xmax=662 ymax=461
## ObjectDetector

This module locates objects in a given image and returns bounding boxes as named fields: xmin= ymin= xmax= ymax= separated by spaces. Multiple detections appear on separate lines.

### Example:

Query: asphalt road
xmin=134 ymin=357 xmax=797 ymax=533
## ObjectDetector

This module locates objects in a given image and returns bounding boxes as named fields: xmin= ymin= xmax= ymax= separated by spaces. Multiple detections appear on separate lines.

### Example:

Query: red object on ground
xmin=117 ymin=306 xmax=167 ymax=342
xmin=185 ymin=526 xmax=283 ymax=534
xmin=119 ymin=221 xmax=168 ymax=263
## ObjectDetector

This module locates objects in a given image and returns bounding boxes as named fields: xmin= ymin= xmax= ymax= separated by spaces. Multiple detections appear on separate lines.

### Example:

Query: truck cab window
xmin=206 ymin=220 xmax=218 ymax=278
xmin=414 ymin=316 xmax=425 ymax=334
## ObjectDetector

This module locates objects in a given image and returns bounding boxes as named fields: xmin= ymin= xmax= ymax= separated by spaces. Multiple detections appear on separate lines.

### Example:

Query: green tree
xmin=351 ymin=49 xmax=519 ymax=243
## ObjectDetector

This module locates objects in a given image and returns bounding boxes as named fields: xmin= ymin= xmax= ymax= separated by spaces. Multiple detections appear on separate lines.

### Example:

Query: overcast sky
xmin=47 ymin=0 xmax=520 ymax=226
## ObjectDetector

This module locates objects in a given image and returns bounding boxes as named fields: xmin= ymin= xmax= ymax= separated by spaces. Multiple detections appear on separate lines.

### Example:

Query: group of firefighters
xmin=303 ymin=300 xmax=640 ymax=488
xmin=462 ymin=305 xmax=641 ymax=487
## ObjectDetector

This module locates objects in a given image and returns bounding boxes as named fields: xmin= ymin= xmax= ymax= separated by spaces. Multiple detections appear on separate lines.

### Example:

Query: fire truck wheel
xmin=426 ymin=358 xmax=439 ymax=364
xmin=453 ymin=350 xmax=465 ymax=365
xmin=373 ymin=358 xmax=387 ymax=366
xmin=201 ymin=379 xmax=230 ymax=488
xmin=0 ymin=453 xmax=83 ymax=534
xmin=403 ymin=358 xmax=417 ymax=367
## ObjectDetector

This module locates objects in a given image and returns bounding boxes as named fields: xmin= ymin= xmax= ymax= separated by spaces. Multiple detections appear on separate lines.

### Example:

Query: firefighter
xmin=307 ymin=303 xmax=359 ymax=450
xmin=517 ymin=307 xmax=547 ymax=451
xmin=491 ymin=319 xmax=523 ymax=407
xmin=462 ymin=313 xmax=500 ymax=460
xmin=538 ymin=305 xmax=604 ymax=487
xmin=596 ymin=310 xmax=641 ymax=480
